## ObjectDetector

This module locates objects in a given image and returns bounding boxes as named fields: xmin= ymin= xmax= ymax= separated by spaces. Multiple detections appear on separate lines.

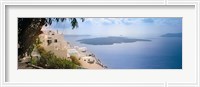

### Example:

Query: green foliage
xmin=27 ymin=37 xmax=42 ymax=56
xmin=70 ymin=55 xmax=81 ymax=66
xmin=36 ymin=46 xmax=79 ymax=69
xmin=45 ymin=18 xmax=85 ymax=29
xmin=30 ymin=57 xmax=38 ymax=65
xmin=46 ymin=55 xmax=77 ymax=69
xmin=35 ymin=37 xmax=42 ymax=46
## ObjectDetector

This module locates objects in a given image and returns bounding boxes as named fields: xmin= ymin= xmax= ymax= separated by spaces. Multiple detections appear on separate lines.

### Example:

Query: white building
xmin=78 ymin=47 xmax=87 ymax=52
xmin=67 ymin=48 xmax=80 ymax=58
xmin=81 ymin=56 xmax=95 ymax=64
xmin=39 ymin=28 xmax=68 ymax=51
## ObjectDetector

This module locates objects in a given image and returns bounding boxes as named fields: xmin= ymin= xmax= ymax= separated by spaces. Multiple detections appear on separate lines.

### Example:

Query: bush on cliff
xmin=31 ymin=45 xmax=79 ymax=69
xmin=70 ymin=55 xmax=81 ymax=66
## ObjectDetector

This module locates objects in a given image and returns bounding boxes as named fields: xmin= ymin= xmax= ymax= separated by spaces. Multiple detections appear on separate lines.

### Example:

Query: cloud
xmin=85 ymin=18 xmax=117 ymax=25
xmin=85 ymin=18 xmax=180 ymax=25
xmin=163 ymin=18 xmax=182 ymax=26
xmin=142 ymin=18 xmax=154 ymax=23
xmin=50 ymin=18 xmax=182 ymax=31
xmin=85 ymin=18 xmax=141 ymax=25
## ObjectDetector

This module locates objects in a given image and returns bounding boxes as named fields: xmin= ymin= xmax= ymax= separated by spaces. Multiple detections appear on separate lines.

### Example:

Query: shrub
xmin=70 ymin=55 xmax=81 ymax=66
xmin=36 ymin=45 xmax=79 ymax=69
xmin=30 ymin=57 xmax=38 ymax=65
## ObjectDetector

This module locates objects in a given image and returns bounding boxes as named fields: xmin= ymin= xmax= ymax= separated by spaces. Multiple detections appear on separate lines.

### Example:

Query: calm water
xmin=64 ymin=36 xmax=182 ymax=69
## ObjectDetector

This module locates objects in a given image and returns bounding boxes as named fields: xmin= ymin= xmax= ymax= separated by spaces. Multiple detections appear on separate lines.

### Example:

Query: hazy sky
xmin=49 ymin=18 xmax=182 ymax=37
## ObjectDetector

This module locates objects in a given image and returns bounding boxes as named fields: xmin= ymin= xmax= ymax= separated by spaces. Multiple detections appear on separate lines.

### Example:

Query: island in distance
xmin=161 ymin=33 xmax=182 ymax=37
xmin=77 ymin=36 xmax=151 ymax=45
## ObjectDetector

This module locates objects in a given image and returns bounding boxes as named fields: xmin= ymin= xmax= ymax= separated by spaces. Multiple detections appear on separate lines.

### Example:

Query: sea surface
xmin=64 ymin=35 xmax=182 ymax=69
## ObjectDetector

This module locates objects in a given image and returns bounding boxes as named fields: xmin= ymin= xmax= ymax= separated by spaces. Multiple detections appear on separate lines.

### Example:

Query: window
xmin=54 ymin=39 xmax=57 ymax=43
xmin=47 ymin=40 xmax=52 ymax=45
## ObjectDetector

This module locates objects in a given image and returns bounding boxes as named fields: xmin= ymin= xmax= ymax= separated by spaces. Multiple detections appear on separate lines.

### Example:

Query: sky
xmin=48 ymin=18 xmax=182 ymax=38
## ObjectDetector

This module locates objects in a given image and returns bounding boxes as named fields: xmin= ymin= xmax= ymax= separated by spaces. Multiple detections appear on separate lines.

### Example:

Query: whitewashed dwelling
xmin=39 ymin=28 xmax=68 ymax=51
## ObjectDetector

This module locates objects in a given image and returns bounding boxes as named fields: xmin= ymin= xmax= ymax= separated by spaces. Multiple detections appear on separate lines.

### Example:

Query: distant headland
xmin=161 ymin=33 xmax=182 ymax=37
xmin=77 ymin=36 xmax=151 ymax=45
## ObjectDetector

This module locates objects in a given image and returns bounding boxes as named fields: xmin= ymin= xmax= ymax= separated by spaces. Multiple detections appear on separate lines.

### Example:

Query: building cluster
xmin=39 ymin=28 xmax=99 ymax=65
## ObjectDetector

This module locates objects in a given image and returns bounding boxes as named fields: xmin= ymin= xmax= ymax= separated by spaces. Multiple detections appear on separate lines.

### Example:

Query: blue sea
xmin=64 ymin=36 xmax=182 ymax=69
